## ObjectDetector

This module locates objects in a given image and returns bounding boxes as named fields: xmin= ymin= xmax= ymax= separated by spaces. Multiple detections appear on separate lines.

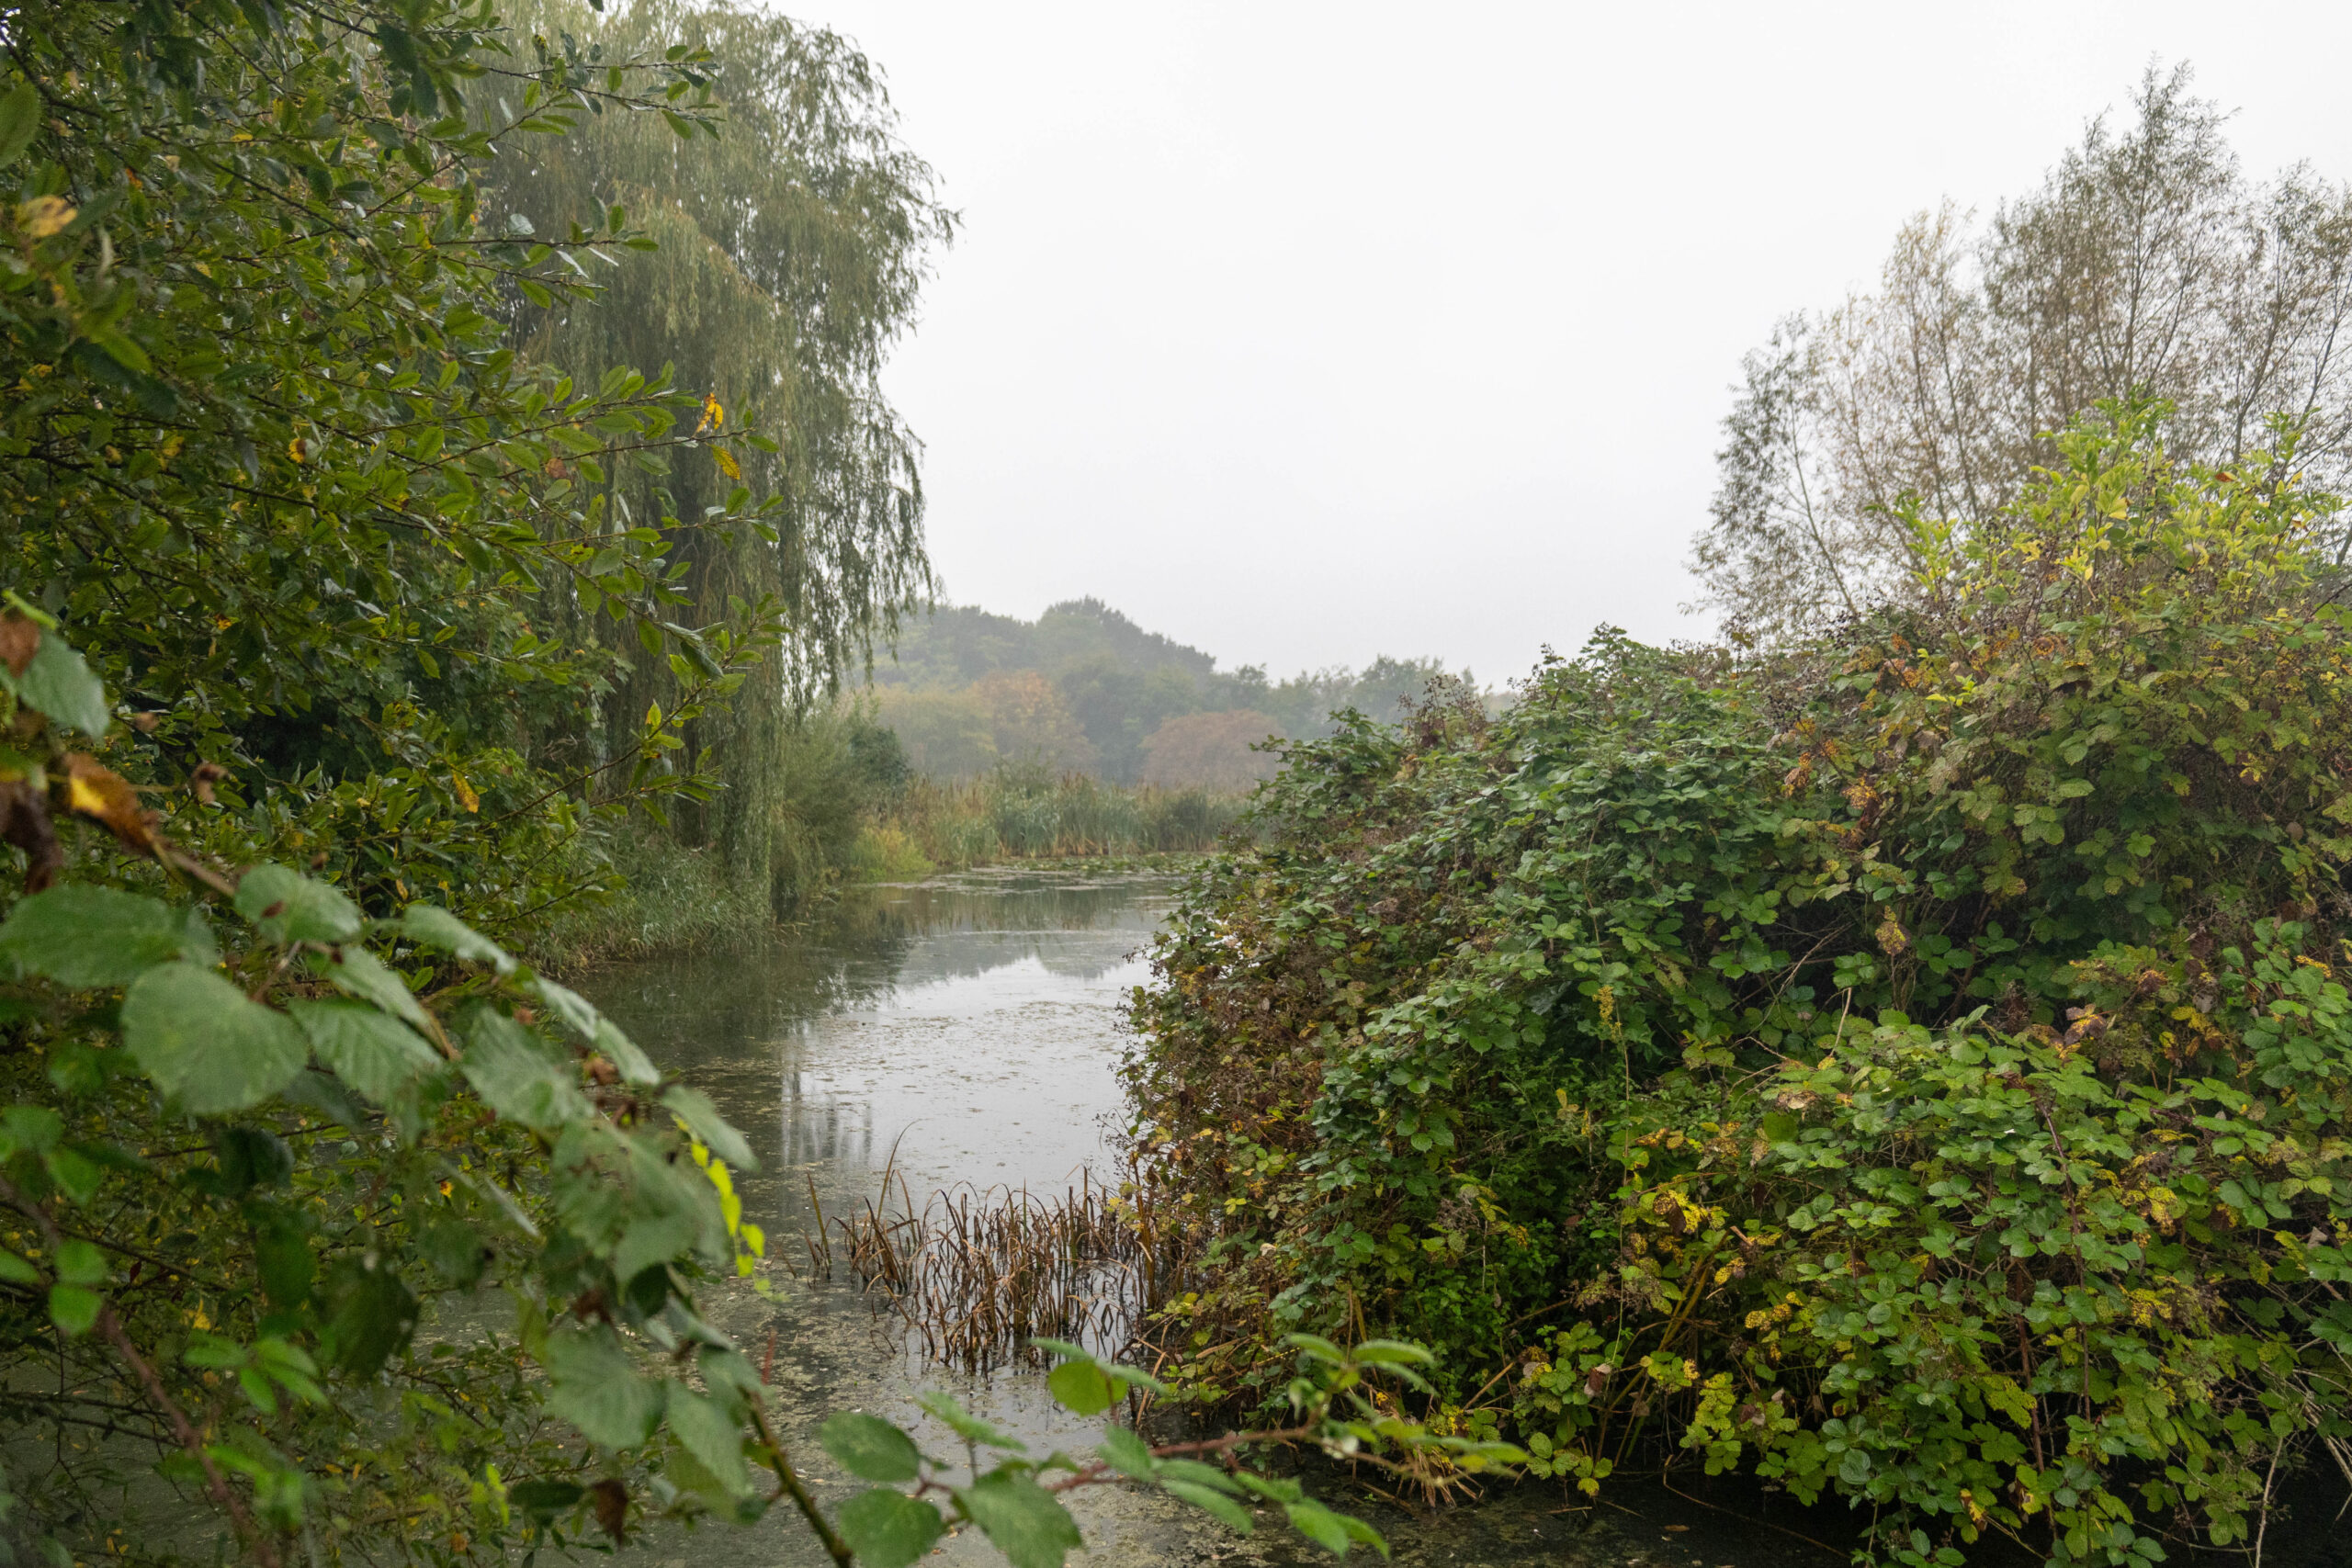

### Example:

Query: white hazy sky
xmin=804 ymin=1 xmax=2352 ymax=688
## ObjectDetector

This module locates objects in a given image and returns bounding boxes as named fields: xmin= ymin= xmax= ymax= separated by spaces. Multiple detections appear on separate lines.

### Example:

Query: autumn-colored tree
xmin=974 ymin=671 xmax=1099 ymax=774
xmin=1139 ymin=710 xmax=1281 ymax=791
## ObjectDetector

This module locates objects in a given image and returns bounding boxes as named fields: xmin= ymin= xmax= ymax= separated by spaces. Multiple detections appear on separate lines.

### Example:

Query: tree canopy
xmin=1693 ymin=66 xmax=2352 ymax=644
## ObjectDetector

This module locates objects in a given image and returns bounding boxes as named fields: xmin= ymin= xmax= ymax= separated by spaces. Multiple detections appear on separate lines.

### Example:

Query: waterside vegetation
xmin=1125 ymin=405 xmax=2352 ymax=1565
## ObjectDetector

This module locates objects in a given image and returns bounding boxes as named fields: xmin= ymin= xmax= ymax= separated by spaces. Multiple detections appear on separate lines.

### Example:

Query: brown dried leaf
xmin=0 ymin=615 xmax=37 ymax=678
xmin=589 ymin=1478 xmax=628 ymax=1545
xmin=0 ymin=778 xmax=62 ymax=891
xmin=62 ymin=754 xmax=157 ymax=852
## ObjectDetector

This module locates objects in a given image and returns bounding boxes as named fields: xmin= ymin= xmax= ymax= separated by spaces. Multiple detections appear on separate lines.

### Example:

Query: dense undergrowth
xmin=1125 ymin=403 xmax=2352 ymax=1565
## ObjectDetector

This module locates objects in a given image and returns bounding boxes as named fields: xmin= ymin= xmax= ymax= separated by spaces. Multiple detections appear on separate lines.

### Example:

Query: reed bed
xmin=878 ymin=770 xmax=1247 ymax=867
xmin=802 ymin=1168 xmax=1179 ymax=1372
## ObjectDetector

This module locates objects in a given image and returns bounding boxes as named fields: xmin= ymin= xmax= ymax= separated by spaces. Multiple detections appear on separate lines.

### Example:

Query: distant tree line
xmin=868 ymin=600 xmax=1474 ymax=787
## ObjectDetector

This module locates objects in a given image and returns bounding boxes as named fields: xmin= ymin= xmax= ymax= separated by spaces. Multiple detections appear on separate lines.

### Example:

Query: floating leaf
xmin=1046 ymin=1359 xmax=1115 ymax=1416
xmin=317 ymin=1254 xmax=417 ymax=1376
xmin=1096 ymin=1425 xmax=1155 ymax=1480
xmin=1162 ymin=1480 xmax=1251 ymax=1533
xmin=48 ymin=1283 xmax=100 ymax=1337
xmin=915 ymin=1390 xmax=1024 ymax=1451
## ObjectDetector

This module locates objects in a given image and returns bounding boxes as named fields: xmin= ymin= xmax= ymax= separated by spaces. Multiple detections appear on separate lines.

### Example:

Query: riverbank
xmin=534 ymin=771 xmax=1247 ymax=972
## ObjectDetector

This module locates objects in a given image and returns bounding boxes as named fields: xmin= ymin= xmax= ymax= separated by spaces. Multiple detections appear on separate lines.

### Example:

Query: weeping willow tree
xmin=485 ymin=0 xmax=953 ymax=910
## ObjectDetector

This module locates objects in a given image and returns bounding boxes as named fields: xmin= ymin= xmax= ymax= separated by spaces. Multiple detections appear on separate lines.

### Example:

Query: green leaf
xmin=0 ymin=886 xmax=200 ymax=987
xmin=1154 ymin=1460 xmax=1244 ymax=1495
xmin=89 ymin=327 xmax=152 ymax=376
xmin=122 ymin=964 xmax=307 ymax=1114
xmin=527 ymin=975 xmax=601 ymax=1039
xmin=955 ymin=1472 xmax=1082 ymax=1568
xmin=664 ymin=1384 xmax=750 ymax=1498
xmin=594 ymin=1018 xmax=660 ymax=1086
xmin=1760 ymin=1111 xmax=1801 ymax=1145
xmin=507 ymin=1480 xmax=584 ymax=1521
xmin=234 ymin=864 xmax=362 ymax=943
xmin=322 ymin=945 xmax=434 ymax=1033
xmin=0 ymin=82 xmax=42 ymax=167
xmin=399 ymin=905 xmax=514 ymax=974
xmin=11 ymin=631 xmax=108 ymax=736
xmin=316 ymin=1254 xmax=417 ymax=1377
xmin=1349 ymin=1339 xmax=1433 ymax=1367
xmin=1162 ymin=1480 xmax=1252 ymax=1533
xmin=1046 ymin=1359 xmax=1115 ymax=1416
xmin=289 ymin=999 xmax=440 ymax=1103
xmin=1096 ymin=1426 xmax=1155 ymax=1480
xmin=0 ymin=1249 xmax=39 ymax=1284
xmin=836 ymin=1489 xmax=944 ymax=1568
xmin=915 ymin=1390 xmax=1025 ymax=1451
xmin=51 ymin=1239 xmax=104 ymax=1286
xmin=48 ymin=1283 xmax=99 ymax=1337
xmin=819 ymin=1412 xmax=922 ymax=1483
xmin=662 ymin=1085 xmax=754 ymax=1169
xmin=543 ymin=1331 xmax=662 ymax=1449
xmin=460 ymin=1010 xmax=590 ymax=1131
xmin=1284 ymin=1500 xmax=1355 ymax=1555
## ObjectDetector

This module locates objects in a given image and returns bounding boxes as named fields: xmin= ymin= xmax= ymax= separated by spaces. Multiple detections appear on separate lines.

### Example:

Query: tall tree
xmin=484 ymin=0 xmax=953 ymax=909
xmin=1692 ymin=65 xmax=2352 ymax=643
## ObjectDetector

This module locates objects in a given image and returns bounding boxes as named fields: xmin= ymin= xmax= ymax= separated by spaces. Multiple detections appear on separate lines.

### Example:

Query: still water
xmin=580 ymin=869 xmax=1950 ymax=1568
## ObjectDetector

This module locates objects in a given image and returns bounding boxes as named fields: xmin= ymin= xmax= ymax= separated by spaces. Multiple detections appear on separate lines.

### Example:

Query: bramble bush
xmin=1125 ymin=401 xmax=2352 ymax=1563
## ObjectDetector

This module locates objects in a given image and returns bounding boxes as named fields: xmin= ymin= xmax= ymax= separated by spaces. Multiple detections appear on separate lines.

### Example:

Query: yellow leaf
xmin=712 ymin=445 xmax=741 ymax=481
xmin=288 ymin=436 xmax=307 ymax=464
xmin=62 ymin=754 xmax=156 ymax=852
xmin=17 ymin=197 xmax=74 ymax=239
xmin=451 ymin=771 xmax=479 ymax=814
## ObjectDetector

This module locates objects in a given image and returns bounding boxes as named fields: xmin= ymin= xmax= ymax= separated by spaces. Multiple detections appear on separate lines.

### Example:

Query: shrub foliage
xmin=1126 ymin=403 xmax=2352 ymax=1564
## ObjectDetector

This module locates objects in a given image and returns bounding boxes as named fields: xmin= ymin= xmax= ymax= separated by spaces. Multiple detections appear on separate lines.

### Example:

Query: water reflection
xmin=594 ymin=867 xmax=1174 ymax=1218
xmin=581 ymin=869 xmax=2046 ymax=1568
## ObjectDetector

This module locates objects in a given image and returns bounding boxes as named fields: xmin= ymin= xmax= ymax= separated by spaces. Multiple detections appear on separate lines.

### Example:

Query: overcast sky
xmin=806 ymin=1 xmax=2352 ymax=689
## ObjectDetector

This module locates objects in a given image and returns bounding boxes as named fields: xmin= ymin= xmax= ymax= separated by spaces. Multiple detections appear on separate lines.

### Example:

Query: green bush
xmin=1126 ymin=403 xmax=2352 ymax=1564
